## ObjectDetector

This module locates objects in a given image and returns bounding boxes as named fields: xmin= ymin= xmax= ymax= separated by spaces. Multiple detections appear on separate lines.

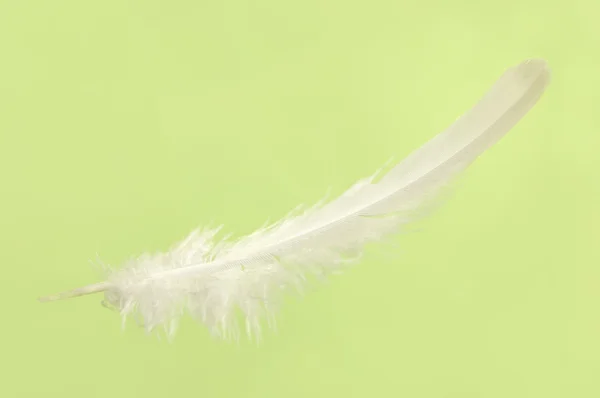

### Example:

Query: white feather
xmin=39 ymin=59 xmax=551 ymax=340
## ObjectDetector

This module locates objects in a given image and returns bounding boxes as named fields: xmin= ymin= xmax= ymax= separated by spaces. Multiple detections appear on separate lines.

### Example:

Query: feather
xmin=39 ymin=59 xmax=551 ymax=340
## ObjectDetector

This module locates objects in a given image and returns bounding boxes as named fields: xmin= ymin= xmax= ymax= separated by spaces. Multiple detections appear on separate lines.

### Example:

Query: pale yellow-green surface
xmin=1 ymin=1 xmax=598 ymax=397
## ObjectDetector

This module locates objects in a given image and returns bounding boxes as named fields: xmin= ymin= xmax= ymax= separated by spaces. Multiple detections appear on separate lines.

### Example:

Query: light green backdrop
xmin=1 ymin=1 xmax=598 ymax=397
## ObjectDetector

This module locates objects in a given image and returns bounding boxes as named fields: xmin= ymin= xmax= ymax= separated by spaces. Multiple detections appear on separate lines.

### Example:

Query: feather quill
xmin=39 ymin=59 xmax=551 ymax=340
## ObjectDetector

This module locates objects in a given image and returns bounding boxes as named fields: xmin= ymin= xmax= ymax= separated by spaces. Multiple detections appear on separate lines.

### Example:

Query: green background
xmin=1 ymin=1 xmax=598 ymax=397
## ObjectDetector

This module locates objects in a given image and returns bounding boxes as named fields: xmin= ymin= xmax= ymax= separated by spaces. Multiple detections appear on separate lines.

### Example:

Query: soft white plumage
xmin=40 ymin=59 xmax=551 ymax=340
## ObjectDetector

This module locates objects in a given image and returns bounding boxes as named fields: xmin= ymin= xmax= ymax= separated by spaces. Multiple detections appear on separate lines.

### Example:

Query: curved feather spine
xmin=39 ymin=59 xmax=551 ymax=339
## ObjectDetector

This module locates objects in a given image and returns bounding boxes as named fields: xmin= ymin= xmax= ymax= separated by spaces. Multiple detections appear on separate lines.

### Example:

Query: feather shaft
xmin=39 ymin=59 xmax=551 ymax=339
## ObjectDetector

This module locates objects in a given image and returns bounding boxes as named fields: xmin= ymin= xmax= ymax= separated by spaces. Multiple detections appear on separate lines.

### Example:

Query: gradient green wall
xmin=1 ymin=1 xmax=598 ymax=397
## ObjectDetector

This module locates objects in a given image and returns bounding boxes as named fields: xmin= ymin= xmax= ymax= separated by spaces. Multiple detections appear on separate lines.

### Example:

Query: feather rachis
xmin=40 ymin=59 xmax=551 ymax=340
